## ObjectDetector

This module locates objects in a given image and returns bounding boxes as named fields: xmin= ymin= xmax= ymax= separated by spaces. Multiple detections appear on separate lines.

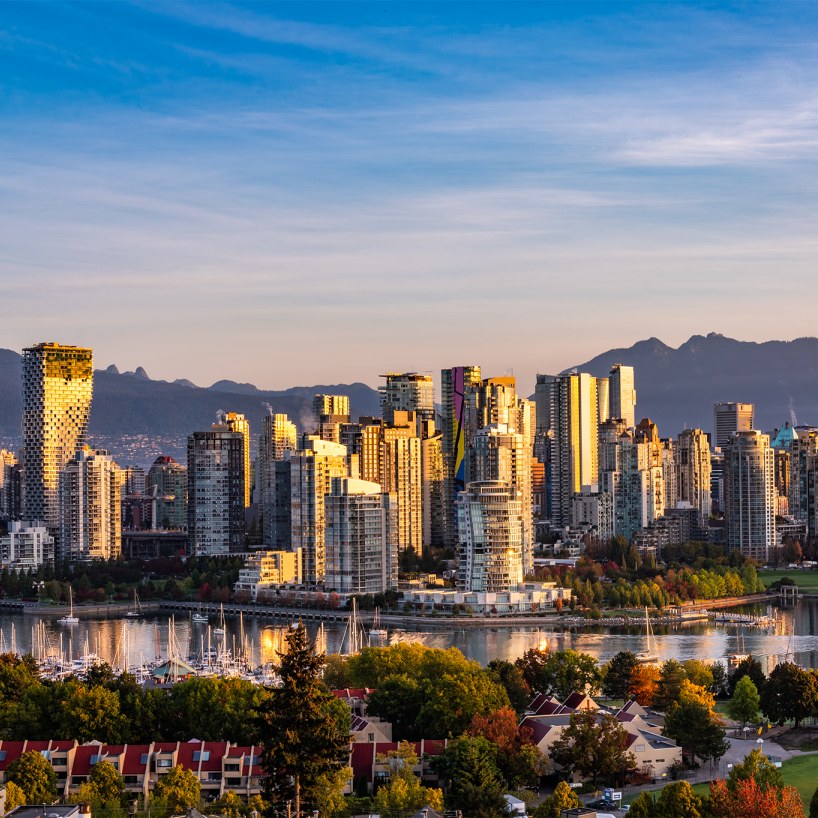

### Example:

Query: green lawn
xmin=685 ymin=754 xmax=818 ymax=806
xmin=757 ymin=569 xmax=818 ymax=592
xmin=780 ymin=754 xmax=818 ymax=805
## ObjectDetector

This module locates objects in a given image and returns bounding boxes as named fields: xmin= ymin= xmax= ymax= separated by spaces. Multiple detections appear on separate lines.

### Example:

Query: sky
xmin=3 ymin=2 xmax=818 ymax=393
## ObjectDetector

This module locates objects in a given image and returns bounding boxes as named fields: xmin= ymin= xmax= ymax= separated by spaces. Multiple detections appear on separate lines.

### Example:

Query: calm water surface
xmin=1 ymin=600 xmax=817 ymax=672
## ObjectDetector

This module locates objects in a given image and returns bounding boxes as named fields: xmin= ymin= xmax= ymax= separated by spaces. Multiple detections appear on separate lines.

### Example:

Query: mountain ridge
xmin=566 ymin=332 xmax=818 ymax=436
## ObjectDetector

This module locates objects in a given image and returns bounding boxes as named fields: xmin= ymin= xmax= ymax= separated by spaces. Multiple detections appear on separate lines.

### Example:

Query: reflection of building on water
xmin=4 ymin=599 xmax=818 ymax=672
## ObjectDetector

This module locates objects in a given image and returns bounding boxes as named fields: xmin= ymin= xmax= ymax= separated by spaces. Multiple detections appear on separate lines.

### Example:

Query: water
xmin=1 ymin=600 xmax=816 ymax=672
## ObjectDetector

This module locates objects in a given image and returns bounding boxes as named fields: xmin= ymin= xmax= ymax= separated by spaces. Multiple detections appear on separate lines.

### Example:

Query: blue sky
xmin=3 ymin=2 xmax=818 ymax=391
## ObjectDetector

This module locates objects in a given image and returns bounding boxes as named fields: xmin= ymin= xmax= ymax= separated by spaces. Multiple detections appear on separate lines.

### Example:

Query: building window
xmin=157 ymin=758 xmax=172 ymax=768
xmin=193 ymin=751 xmax=210 ymax=762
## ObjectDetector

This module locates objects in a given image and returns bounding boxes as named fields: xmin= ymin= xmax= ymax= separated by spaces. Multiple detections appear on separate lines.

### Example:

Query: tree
xmin=709 ymin=777 xmax=805 ymax=818
xmin=761 ymin=661 xmax=818 ymax=727
xmin=310 ymin=768 xmax=354 ymax=818
xmin=627 ymin=792 xmax=656 ymax=817
xmin=212 ymin=791 xmax=245 ymax=818
xmin=603 ymin=651 xmax=640 ymax=700
xmin=728 ymin=655 xmax=765 ymax=696
xmin=548 ymin=710 xmax=635 ymax=787
xmin=725 ymin=748 xmax=783 ymax=792
xmin=487 ymin=660 xmax=532 ymax=713
xmin=3 ymin=781 xmax=26 ymax=814
xmin=152 ymin=766 xmax=201 ymax=817
xmin=6 ymin=750 xmax=58 ymax=803
xmin=663 ymin=700 xmax=728 ymax=766
xmin=628 ymin=663 xmax=660 ymax=706
xmin=532 ymin=781 xmax=581 ymax=818
xmin=727 ymin=675 xmax=760 ymax=729
xmin=655 ymin=781 xmax=702 ymax=818
xmin=432 ymin=736 xmax=508 ymax=818
xmin=373 ymin=743 xmax=443 ymax=817
xmin=516 ymin=649 xmax=601 ymax=700
xmin=60 ymin=685 xmax=127 ymax=743
xmin=810 ymin=783 xmax=818 ymax=818
xmin=258 ymin=625 xmax=350 ymax=818
xmin=84 ymin=759 xmax=125 ymax=804
xmin=683 ymin=660 xmax=714 ymax=690
xmin=654 ymin=659 xmax=687 ymax=712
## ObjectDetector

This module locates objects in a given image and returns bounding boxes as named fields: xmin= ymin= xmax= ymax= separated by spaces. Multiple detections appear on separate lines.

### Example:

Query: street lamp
xmin=757 ymin=737 xmax=764 ymax=757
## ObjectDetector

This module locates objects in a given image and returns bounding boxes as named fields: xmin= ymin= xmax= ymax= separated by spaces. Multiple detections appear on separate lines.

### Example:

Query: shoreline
xmin=0 ymin=592 xmax=781 ymax=630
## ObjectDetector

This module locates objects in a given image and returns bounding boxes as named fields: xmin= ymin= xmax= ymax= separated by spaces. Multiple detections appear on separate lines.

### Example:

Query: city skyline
xmin=3 ymin=3 xmax=818 ymax=388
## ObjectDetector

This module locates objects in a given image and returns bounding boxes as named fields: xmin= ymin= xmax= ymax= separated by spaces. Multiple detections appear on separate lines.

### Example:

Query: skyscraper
xmin=723 ymin=430 xmax=775 ymax=562
xmin=551 ymin=372 xmax=600 ymax=525
xmin=257 ymin=413 xmax=297 ymax=545
xmin=217 ymin=412 xmax=251 ymax=507
xmin=59 ymin=448 xmax=121 ymax=561
xmin=379 ymin=372 xmax=435 ymax=424
xmin=441 ymin=365 xmax=481 ymax=544
xmin=714 ymin=402 xmax=754 ymax=448
xmin=313 ymin=394 xmax=350 ymax=425
xmin=471 ymin=424 xmax=533 ymax=574
xmin=609 ymin=364 xmax=636 ymax=427
xmin=187 ymin=427 xmax=245 ymax=556
xmin=146 ymin=456 xmax=188 ymax=530
xmin=290 ymin=438 xmax=349 ymax=583
xmin=22 ymin=342 xmax=93 ymax=538
xmin=457 ymin=481 xmax=523 ymax=592
xmin=676 ymin=429 xmax=712 ymax=526
xmin=324 ymin=477 xmax=398 ymax=594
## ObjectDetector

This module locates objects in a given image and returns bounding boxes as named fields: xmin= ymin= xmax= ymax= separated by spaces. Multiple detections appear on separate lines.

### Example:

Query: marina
xmin=0 ymin=596 xmax=816 ymax=679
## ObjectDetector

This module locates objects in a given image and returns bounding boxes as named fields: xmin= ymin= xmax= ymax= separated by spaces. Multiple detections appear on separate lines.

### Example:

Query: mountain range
xmin=567 ymin=332 xmax=818 ymax=436
xmin=0 ymin=333 xmax=813 ymax=464
xmin=0 ymin=348 xmax=381 ymax=463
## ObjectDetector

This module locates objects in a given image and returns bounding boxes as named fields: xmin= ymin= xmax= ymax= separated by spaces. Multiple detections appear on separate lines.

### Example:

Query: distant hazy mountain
xmin=0 ymin=348 xmax=381 ymax=461
xmin=566 ymin=333 xmax=818 ymax=437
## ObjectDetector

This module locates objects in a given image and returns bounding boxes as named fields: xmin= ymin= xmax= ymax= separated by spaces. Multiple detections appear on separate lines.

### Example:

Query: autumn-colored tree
xmin=532 ymin=781 xmax=581 ymax=818
xmin=467 ymin=706 xmax=527 ymax=754
xmin=373 ymin=743 xmax=443 ymax=818
xmin=678 ymin=679 xmax=717 ymax=713
xmin=3 ymin=781 xmax=26 ymax=814
xmin=709 ymin=777 xmax=805 ymax=818
xmin=656 ymin=781 xmax=703 ymax=818
xmin=628 ymin=663 xmax=660 ymax=706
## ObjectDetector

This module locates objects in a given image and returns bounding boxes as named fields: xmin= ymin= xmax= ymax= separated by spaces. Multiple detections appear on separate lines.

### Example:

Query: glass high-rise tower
xmin=22 ymin=342 xmax=93 ymax=539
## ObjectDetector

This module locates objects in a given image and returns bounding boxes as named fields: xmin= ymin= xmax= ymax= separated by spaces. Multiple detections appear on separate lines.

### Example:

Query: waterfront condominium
xmin=456 ymin=481 xmax=523 ymax=593
xmin=22 ymin=342 xmax=93 ymax=544
xmin=324 ymin=477 xmax=398 ymax=595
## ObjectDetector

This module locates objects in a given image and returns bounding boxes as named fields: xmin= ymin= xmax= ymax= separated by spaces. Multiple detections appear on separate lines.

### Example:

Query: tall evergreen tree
xmin=257 ymin=625 xmax=350 ymax=818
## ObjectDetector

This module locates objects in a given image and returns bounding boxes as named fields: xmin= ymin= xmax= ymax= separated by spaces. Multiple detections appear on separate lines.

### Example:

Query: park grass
xmin=780 ymin=754 xmax=818 ymax=805
xmin=757 ymin=569 xmax=818 ymax=592
xmin=683 ymin=754 xmax=818 ymax=807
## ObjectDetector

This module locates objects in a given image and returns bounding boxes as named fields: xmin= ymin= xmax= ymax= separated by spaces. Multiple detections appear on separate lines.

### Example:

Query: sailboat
xmin=212 ymin=603 xmax=226 ymax=636
xmin=126 ymin=589 xmax=143 ymax=618
xmin=57 ymin=587 xmax=79 ymax=626
xmin=369 ymin=608 xmax=388 ymax=645
xmin=636 ymin=606 xmax=659 ymax=664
